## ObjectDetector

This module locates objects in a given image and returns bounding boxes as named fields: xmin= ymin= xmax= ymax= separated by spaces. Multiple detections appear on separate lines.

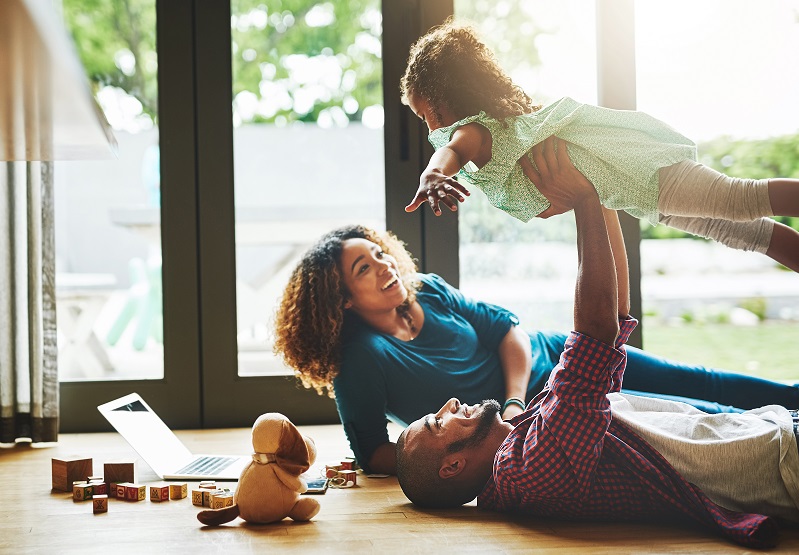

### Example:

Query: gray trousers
xmin=657 ymin=160 xmax=774 ymax=253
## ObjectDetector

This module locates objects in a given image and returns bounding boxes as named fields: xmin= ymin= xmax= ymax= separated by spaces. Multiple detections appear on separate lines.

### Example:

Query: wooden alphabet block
xmin=325 ymin=463 xmax=341 ymax=478
xmin=103 ymin=462 xmax=135 ymax=485
xmin=88 ymin=481 xmax=107 ymax=495
xmin=150 ymin=484 xmax=170 ymax=502
xmin=92 ymin=495 xmax=108 ymax=514
xmin=52 ymin=457 xmax=93 ymax=492
xmin=169 ymin=483 xmax=188 ymax=500
xmin=115 ymin=482 xmax=129 ymax=499
xmin=198 ymin=481 xmax=216 ymax=489
xmin=191 ymin=489 xmax=204 ymax=506
xmin=125 ymin=483 xmax=146 ymax=502
xmin=73 ymin=483 xmax=94 ymax=501
xmin=211 ymin=493 xmax=234 ymax=509
xmin=339 ymin=469 xmax=357 ymax=486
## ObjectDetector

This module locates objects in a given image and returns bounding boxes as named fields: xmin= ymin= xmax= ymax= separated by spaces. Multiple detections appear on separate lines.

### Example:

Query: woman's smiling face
xmin=339 ymin=238 xmax=408 ymax=314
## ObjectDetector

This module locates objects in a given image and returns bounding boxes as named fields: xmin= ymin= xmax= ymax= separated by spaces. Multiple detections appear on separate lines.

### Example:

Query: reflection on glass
xmin=230 ymin=1 xmax=385 ymax=376
xmin=454 ymin=0 xmax=596 ymax=331
xmin=56 ymin=0 xmax=163 ymax=381
xmin=636 ymin=0 xmax=799 ymax=380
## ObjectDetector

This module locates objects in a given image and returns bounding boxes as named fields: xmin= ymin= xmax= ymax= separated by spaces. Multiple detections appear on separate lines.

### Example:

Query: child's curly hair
xmin=400 ymin=18 xmax=539 ymax=125
xmin=273 ymin=224 xmax=420 ymax=398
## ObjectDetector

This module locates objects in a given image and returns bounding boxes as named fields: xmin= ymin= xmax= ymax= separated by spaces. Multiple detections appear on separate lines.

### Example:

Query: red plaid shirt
xmin=478 ymin=317 xmax=779 ymax=548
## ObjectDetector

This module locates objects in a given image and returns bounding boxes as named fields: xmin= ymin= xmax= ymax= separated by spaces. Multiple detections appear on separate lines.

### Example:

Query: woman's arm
xmin=367 ymin=441 xmax=397 ymax=475
xmin=498 ymin=324 xmax=533 ymax=419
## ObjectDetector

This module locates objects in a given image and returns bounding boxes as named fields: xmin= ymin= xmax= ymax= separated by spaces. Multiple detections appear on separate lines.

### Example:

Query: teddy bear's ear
xmin=275 ymin=419 xmax=312 ymax=475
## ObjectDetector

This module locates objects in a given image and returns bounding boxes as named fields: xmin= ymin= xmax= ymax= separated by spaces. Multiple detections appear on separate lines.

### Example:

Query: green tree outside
xmin=63 ymin=0 xmax=798 ymax=240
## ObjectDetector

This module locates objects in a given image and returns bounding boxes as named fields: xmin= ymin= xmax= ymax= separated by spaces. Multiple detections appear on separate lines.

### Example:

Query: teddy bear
xmin=197 ymin=412 xmax=321 ymax=526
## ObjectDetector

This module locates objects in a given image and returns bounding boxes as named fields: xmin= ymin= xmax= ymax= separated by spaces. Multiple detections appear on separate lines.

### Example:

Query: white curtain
xmin=0 ymin=160 xmax=59 ymax=444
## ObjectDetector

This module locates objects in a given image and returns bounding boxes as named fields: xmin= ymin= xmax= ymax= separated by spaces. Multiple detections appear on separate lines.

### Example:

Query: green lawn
xmin=642 ymin=322 xmax=799 ymax=382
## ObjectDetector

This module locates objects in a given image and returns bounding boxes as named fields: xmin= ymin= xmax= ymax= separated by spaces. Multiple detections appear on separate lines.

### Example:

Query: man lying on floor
xmin=395 ymin=145 xmax=799 ymax=548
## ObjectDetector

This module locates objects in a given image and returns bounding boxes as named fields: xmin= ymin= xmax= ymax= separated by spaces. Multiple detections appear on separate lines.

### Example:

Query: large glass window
xmin=56 ymin=0 xmax=162 ymax=381
xmin=454 ymin=0 xmax=597 ymax=331
xmin=230 ymin=1 xmax=385 ymax=376
xmin=635 ymin=0 xmax=799 ymax=380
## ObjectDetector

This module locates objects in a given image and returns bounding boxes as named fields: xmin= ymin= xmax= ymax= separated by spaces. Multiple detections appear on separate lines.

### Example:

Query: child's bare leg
xmin=765 ymin=221 xmax=799 ymax=272
xmin=768 ymin=179 xmax=799 ymax=217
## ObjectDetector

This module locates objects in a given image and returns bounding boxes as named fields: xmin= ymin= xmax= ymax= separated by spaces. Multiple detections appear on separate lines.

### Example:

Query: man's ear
xmin=439 ymin=455 xmax=466 ymax=480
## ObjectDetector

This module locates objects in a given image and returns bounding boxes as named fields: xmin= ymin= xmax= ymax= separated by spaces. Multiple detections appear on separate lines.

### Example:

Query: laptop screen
xmin=98 ymin=393 xmax=194 ymax=477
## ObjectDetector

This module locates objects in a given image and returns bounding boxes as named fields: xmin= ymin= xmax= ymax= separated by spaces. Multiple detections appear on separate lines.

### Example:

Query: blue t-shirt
xmin=333 ymin=273 xmax=563 ymax=472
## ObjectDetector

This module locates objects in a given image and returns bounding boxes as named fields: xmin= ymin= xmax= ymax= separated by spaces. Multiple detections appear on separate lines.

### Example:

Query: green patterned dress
xmin=427 ymin=96 xmax=697 ymax=225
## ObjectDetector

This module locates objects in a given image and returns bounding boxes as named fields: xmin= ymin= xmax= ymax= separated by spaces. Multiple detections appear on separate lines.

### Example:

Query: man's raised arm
xmin=526 ymin=137 xmax=619 ymax=345
xmin=572 ymin=194 xmax=619 ymax=345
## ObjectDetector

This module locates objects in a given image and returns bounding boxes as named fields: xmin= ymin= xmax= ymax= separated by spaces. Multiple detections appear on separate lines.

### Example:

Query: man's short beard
xmin=446 ymin=399 xmax=501 ymax=454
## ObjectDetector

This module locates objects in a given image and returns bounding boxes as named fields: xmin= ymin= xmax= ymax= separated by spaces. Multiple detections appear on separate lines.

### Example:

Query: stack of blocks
xmin=104 ymin=461 xmax=135 ymax=498
xmin=52 ymin=457 xmax=188 ymax=514
xmin=324 ymin=457 xmax=358 ymax=487
xmin=190 ymin=481 xmax=234 ymax=508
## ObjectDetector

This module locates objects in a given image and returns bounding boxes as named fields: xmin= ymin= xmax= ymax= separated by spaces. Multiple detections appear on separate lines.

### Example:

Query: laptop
xmin=97 ymin=392 xmax=250 ymax=480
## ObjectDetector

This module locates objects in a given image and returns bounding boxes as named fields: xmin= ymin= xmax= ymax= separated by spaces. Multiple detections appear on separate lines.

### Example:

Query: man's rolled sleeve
xmin=610 ymin=316 xmax=638 ymax=392
xmin=615 ymin=316 xmax=638 ymax=348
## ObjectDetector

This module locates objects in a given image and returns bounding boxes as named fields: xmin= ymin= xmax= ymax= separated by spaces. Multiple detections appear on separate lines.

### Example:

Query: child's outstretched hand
xmin=405 ymin=170 xmax=470 ymax=216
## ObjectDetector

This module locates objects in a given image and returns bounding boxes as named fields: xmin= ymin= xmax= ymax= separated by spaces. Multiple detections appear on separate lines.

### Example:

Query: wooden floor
xmin=3 ymin=423 xmax=799 ymax=554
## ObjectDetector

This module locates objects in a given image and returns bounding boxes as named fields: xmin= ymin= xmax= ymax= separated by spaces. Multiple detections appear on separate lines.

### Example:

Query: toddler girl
xmin=401 ymin=20 xmax=799 ymax=272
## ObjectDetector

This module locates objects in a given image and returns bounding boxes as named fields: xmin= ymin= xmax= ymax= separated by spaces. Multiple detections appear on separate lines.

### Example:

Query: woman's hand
xmin=501 ymin=403 xmax=525 ymax=421
xmin=519 ymin=136 xmax=597 ymax=219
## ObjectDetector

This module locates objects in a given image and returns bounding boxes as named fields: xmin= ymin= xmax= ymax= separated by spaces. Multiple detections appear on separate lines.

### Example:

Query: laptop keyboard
xmin=176 ymin=456 xmax=237 ymax=476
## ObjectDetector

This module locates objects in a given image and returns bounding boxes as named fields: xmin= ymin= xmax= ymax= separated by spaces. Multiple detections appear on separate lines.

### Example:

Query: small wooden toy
xmin=125 ymin=483 xmax=146 ymax=502
xmin=339 ymin=469 xmax=357 ymax=486
xmin=73 ymin=483 xmax=94 ymax=501
xmin=203 ymin=488 xmax=228 ymax=508
xmin=115 ymin=482 xmax=130 ymax=499
xmin=52 ymin=457 xmax=93 ymax=492
xmin=169 ymin=483 xmax=188 ymax=500
xmin=89 ymin=480 xmax=107 ymax=496
xmin=340 ymin=460 xmax=354 ymax=471
xmin=212 ymin=493 xmax=235 ymax=509
xmin=107 ymin=482 xmax=121 ymax=498
xmin=191 ymin=489 xmax=204 ymax=506
xmin=325 ymin=462 xmax=342 ymax=478
xmin=198 ymin=481 xmax=217 ymax=489
xmin=103 ymin=461 xmax=135 ymax=485
xmin=150 ymin=484 xmax=170 ymax=502
xmin=92 ymin=495 xmax=108 ymax=514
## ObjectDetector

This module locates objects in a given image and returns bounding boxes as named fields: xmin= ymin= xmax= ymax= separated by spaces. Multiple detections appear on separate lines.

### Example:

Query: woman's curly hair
xmin=400 ymin=19 xmax=540 ymax=125
xmin=273 ymin=224 xmax=420 ymax=398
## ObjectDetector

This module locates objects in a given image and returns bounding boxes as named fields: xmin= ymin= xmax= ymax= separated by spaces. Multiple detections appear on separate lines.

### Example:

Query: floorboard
xmin=3 ymin=423 xmax=798 ymax=553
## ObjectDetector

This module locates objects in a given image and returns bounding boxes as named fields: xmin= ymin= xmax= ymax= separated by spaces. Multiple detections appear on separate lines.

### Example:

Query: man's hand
xmin=519 ymin=137 xmax=595 ymax=219
xmin=405 ymin=170 xmax=470 ymax=216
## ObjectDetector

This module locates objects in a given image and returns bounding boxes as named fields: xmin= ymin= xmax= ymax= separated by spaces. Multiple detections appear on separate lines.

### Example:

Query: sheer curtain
xmin=0 ymin=161 xmax=59 ymax=444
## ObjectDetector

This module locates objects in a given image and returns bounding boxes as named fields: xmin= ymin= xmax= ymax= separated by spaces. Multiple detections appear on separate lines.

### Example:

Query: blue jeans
xmin=528 ymin=331 xmax=799 ymax=413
